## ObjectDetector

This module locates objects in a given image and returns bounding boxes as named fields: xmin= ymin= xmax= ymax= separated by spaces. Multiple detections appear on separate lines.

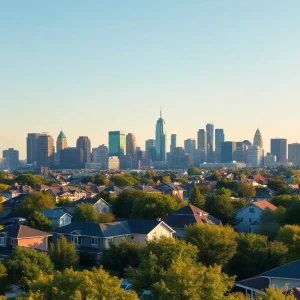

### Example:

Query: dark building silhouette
xmin=27 ymin=133 xmax=41 ymax=164
xmin=76 ymin=136 xmax=91 ymax=165
xmin=36 ymin=134 xmax=54 ymax=167
xmin=221 ymin=142 xmax=237 ymax=163
xmin=60 ymin=148 xmax=84 ymax=169
xmin=271 ymin=139 xmax=287 ymax=164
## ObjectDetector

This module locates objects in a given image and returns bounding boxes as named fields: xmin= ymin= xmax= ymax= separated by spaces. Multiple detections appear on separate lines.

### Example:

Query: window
xmin=91 ymin=238 xmax=98 ymax=246
xmin=0 ymin=238 xmax=5 ymax=246
xmin=72 ymin=235 xmax=82 ymax=245
xmin=249 ymin=218 xmax=252 ymax=223
xmin=240 ymin=218 xmax=244 ymax=223
xmin=65 ymin=217 xmax=71 ymax=223
xmin=249 ymin=208 xmax=255 ymax=213
xmin=11 ymin=239 xmax=15 ymax=246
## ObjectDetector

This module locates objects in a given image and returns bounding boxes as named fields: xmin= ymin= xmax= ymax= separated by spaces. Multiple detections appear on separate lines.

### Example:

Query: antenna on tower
xmin=160 ymin=106 xmax=162 ymax=118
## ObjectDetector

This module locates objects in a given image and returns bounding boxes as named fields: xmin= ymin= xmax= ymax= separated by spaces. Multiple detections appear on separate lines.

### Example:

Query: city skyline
xmin=1 ymin=1 xmax=300 ymax=158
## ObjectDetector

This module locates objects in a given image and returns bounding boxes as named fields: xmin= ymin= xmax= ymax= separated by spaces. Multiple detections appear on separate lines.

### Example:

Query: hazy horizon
xmin=1 ymin=1 xmax=300 ymax=159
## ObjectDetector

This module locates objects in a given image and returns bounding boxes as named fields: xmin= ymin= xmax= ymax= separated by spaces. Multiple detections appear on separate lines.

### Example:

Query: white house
xmin=235 ymin=201 xmax=277 ymax=233
xmin=42 ymin=208 xmax=72 ymax=228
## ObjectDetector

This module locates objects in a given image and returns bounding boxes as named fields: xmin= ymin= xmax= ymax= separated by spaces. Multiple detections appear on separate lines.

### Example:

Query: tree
xmin=5 ymin=247 xmax=53 ymax=290
xmin=26 ymin=211 xmax=52 ymax=231
xmin=110 ymin=174 xmax=139 ymax=187
xmin=284 ymin=200 xmax=300 ymax=225
xmin=102 ymin=239 xmax=142 ymax=278
xmin=151 ymin=258 xmax=234 ymax=300
xmin=227 ymin=233 xmax=287 ymax=279
xmin=26 ymin=267 xmax=138 ymax=300
xmin=15 ymin=192 xmax=55 ymax=217
xmin=189 ymin=185 xmax=205 ymax=209
xmin=0 ymin=264 xmax=8 ymax=295
xmin=187 ymin=167 xmax=202 ymax=176
xmin=239 ymin=182 xmax=256 ymax=199
xmin=270 ymin=194 xmax=298 ymax=208
xmin=0 ymin=184 xmax=10 ymax=193
xmin=15 ymin=174 xmax=48 ymax=187
xmin=127 ymin=236 xmax=198 ymax=293
xmin=94 ymin=174 xmax=110 ymax=186
xmin=256 ymin=286 xmax=295 ymax=300
xmin=49 ymin=236 xmax=79 ymax=271
xmin=184 ymin=223 xmax=237 ymax=266
xmin=57 ymin=197 xmax=72 ymax=207
xmin=277 ymin=225 xmax=300 ymax=262
xmin=268 ymin=179 xmax=289 ymax=195
xmin=73 ymin=203 xmax=99 ymax=223
xmin=98 ymin=212 xmax=115 ymax=223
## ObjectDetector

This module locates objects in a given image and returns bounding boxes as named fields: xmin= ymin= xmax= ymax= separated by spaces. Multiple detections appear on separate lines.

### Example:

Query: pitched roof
xmin=65 ymin=197 xmax=100 ymax=208
xmin=236 ymin=276 xmax=269 ymax=291
xmin=42 ymin=208 xmax=70 ymax=219
xmin=261 ymin=259 xmax=300 ymax=280
xmin=2 ymin=194 xmax=28 ymax=209
xmin=154 ymin=183 xmax=185 ymax=192
xmin=253 ymin=201 xmax=277 ymax=211
xmin=255 ymin=187 xmax=274 ymax=198
xmin=57 ymin=131 xmax=66 ymax=139
xmin=98 ymin=185 xmax=123 ymax=195
xmin=0 ymin=225 xmax=52 ymax=238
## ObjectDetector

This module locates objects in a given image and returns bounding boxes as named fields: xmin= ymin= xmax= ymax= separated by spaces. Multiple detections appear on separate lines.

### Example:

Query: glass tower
xmin=155 ymin=110 xmax=167 ymax=161
xmin=109 ymin=131 xmax=126 ymax=157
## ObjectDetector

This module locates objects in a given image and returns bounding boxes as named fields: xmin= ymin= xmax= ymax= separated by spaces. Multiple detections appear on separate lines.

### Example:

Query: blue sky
xmin=1 ymin=1 xmax=300 ymax=158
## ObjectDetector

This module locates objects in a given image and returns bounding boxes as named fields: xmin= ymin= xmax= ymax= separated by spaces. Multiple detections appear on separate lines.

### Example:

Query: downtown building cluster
xmin=1 ymin=113 xmax=300 ymax=170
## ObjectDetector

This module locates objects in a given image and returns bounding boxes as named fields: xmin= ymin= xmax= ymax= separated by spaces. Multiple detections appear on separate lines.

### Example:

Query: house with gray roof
xmin=42 ymin=208 xmax=72 ymax=228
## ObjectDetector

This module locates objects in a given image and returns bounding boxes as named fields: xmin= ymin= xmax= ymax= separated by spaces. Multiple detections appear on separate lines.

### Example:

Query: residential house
xmin=0 ymin=194 xmax=28 ymax=218
xmin=253 ymin=187 xmax=274 ymax=202
xmin=123 ymin=185 xmax=162 ymax=194
xmin=235 ymin=201 xmax=277 ymax=233
xmin=42 ymin=208 xmax=72 ymax=228
xmin=64 ymin=197 xmax=112 ymax=215
xmin=0 ymin=225 xmax=52 ymax=259
xmin=154 ymin=183 xmax=185 ymax=199
xmin=236 ymin=260 xmax=300 ymax=299
xmin=98 ymin=185 xmax=123 ymax=196
xmin=52 ymin=219 xmax=174 ymax=259
xmin=163 ymin=204 xmax=221 ymax=238
xmin=2 ymin=184 xmax=33 ymax=200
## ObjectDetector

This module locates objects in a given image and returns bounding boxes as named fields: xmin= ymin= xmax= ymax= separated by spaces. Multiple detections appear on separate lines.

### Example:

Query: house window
xmin=11 ymin=239 xmax=15 ymax=246
xmin=0 ymin=238 xmax=5 ymax=246
xmin=249 ymin=208 xmax=255 ymax=213
xmin=71 ymin=235 xmax=82 ymax=245
xmin=249 ymin=218 xmax=252 ymax=223
xmin=91 ymin=238 xmax=98 ymax=246
xmin=240 ymin=218 xmax=244 ymax=223
xmin=65 ymin=217 xmax=71 ymax=223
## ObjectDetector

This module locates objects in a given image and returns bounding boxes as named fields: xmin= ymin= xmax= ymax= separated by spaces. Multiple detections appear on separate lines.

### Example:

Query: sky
xmin=1 ymin=1 xmax=300 ymax=159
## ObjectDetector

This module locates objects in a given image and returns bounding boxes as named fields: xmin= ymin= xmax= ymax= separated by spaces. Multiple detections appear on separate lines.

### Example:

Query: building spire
xmin=160 ymin=106 xmax=162 ymax=118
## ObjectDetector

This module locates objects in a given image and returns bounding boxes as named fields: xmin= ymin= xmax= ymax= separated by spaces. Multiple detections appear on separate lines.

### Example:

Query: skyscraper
xmin=184 ymin=139 xmax=196 ymax=155
xmin=253 ymin=129 xmax=263 ymax=149
xmin=126 ymin=133 xmax=136 ymax=159
xmin=56 ymin=130 xmax=67 ymax=163
xmin=3 ymin=148 xmax=19 ymax=169
xmin=36 ymin=134 xmax=54 ymax=167
xmin=155 ymin=110 xmax=167 ymax=161
xmin=215 ymin=129 xmax=225 ymax=162
xmin=221 ymin=141 xmax=237 ymax=163
xmin=145 ymin=139 xmax=156 ymax=161
xmin=27 ymin=133 xmax=41 ymax=164
xmin=206 ymin=123 xmax=214 ymax=162
xmin=288 ymin=143 xmax=300 ymax=166
xmin=109 ymin=131 xmax=126 ymax=157
xmin=197 ymin=129 xmax=207 ymax=161
xmin=252 ymin=129 xmax=263 ymax=166
xmin=92 ymin=145 xmax=109 ymax=169
xmin=76 ymin=136 xmax=91 ymax=164
xmin=271 ymin=139 xmax=287 ymax=164
xmin=170 ymin=134 xmax=177 ymax=153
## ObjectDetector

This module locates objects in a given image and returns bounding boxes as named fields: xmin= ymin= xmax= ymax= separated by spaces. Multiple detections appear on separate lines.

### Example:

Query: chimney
xmin=156 ymin=218 xmax=161 ymax=221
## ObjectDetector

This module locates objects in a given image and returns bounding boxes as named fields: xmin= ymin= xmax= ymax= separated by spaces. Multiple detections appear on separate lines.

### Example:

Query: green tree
xmin=185 ymin=223 xmax=237 ymax=266
xmin=26 ymin=211 xmax=52 ymax=231
xmin=189 ymin=185 xmax=205 ymax=209
xmin=152 ymin=258 xmax=234 ymax=300
xmin=98 ymin=212 xmax=115 ymax=223
xmin=239 ymin=182 xmax=256 ymax=199
xmin=15 ymin=174 xmax=48 ymax=187
xmin=5 ymin=247 xmax=53 ymax=290
xmin=0 ymin=184 xmax=10 ymax=193
xmin=102 ymin=239 xmax=142 ymax=278
xmin=284 ymin=200 xmax=300 ymax=225
xmin=228 ymin=233 xmax=287 ymax=279
xmin=127 ymin=236 xmax=198 ymax=293
xmin=277 ymin=225 xmax=300 ymax=261
xmin=270 ymin=194 xmax=298 ymax=208
xmin=49 ymin=236 xmax=79 ymax=271
xmin=25 ymin=267 xmax=138 ymax=300
xmin=110 ymin=174 xmax=139 ymax=187
xmin=73 ymin=203 xmax=99 ymax=223
xmin=268 ymin=179 xmax=289 ymax=195
xmin=15 ymin=192 xmax=55 ymax=217
xmin=256 ymin=286 xmax=295 ymax=300
xmin=187 ymin=167 xmax=202 ymax=176
xmin=98 ymin=191 xmax=117 ymax=205
xmin=94 ymin=174 xmax=110 ymax=185
xmin=57 ymin=197 xmax=72 ymax=207
xmin=0 ymin=264 xmax=8 ymax=295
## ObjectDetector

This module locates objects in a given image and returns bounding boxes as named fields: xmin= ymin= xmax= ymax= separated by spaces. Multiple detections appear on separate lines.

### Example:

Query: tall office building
xmin=271 ymin=139 xmax=287 ymax=164
xmin=36 ymin=134 xmax=54 ymax=167
xmin=253 ymin=129 xmax=263 ymax=149
xmin=235 ymin=141 xmax=248 ymax=163
xmin=247 ymin=145 xmax=262 ymax=167
xmin=155 ymin=110 xmax=167 ymax=161
xmin=56 ymin=131 xmax=67 ymax=163
xmin=60 ymin=148 xmax=84 ymax=169
xmin=288 ymin=143 xmax=300 ymax=166
xmin=145 ymin=139 xmax=156 ymax=161
xmin=26 ymin=133 xmax=41 ymax=164
xmin=184 ymin=139 xmax=196 ymax=155
xmin=92 ymin=145 xmax=109 ymax=169
xmin=197 ymin=129 xmax=207 ymax=161
xmin=146 ymin=139 xmax=155 ymax=151
xmin=126 ymin=133 xmax=136 ymax=159
xmin=109 ymin=131 xmax=126 ymax=157
xmin=215 ymin=129 xmax=225 ymax=162
xmin=170 ymin=134 xmax=177 ymax=153
xmin=221 ymin=142 xmax=237 ymax=163
xmin=3 ymin=148 xmax=19 ymax=169
xmin=76 ymin=136 xmax=91 ymax=164
xmin=206 ymin=123 xmax=214 ymax=162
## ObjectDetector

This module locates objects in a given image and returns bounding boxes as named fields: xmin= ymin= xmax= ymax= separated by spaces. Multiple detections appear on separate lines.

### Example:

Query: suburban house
xmin=0 ymin=225 xmax=52 ymax=259
xmin=64 ymin=198 xmax=112 ymax=215
xmin=154 ymin=183 xmax=185 ymax=199
xmin=236 ymin=260 xmax=300 ymax=299
xmin=2 ymin=184 xmax=33 ymax=200
xmin=42 ymin=208 xmax=72 ymax=228
xmin=235 ymin=201 xmax=277 ymax=233
xmin=98 ymin=185 xmax=123 ymax=196
xmin=52 ymin=219 xmax=175 ymax=258
xmin=163 ymin=204 xmax=221 ymax=238
xmin=0 ymin=194 xmax=28 ymax=218
xmin=253 ymin=187 xmax=274 ymax=202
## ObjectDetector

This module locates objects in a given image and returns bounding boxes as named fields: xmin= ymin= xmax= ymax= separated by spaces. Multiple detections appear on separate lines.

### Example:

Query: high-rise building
xmin=76 ymin=136 xmax=91 ymax=165
xmin=108 ymin=156 xmax=120 ymax=170
xmin=146 ymin=139 xmax=155 ymax=150
xmin=197 ymin=129 xmax=207 ymax=161
xmin=206 ymin=123 xmax=214 ymax=162
xmin=288 ymin=143 xmax=300 ymax=166
xmin=36 ymin=134 xmax=54 ymax=167
xmin=184 ymin=139 xmax=196 ymax=155
xmin=247 ymin=145 xmax=262 ymax=167
xmin=56 ymin=130 xmax=67 ymax=163
xmin=264 ymin=152 xmax=277 ymax=167
xmin=155 ymin=110 xmax=167 ymax=161
xmin=60 ymin=147 xmax=84 ymax=169
xmin=235 ymin=142 xmax=248 ymax=163
xmin=2 ymin=148 xmax=19 ymax=169
xmin=109 ymin=131 xmax=126 ymax=157
xmin=170 ymin=134 xmax=177 ymax=153
xmin=215 ymin=129 xmax=225 ymax=162
xmin=221 ymin=142 xmax=237 ymax=163
xmin=271 ymin=139 xmax=287 ymax=164
xmin=92 ymin=145 xmax=109 ymax=169
xmin=126 ymin=133 xmax=136 ymax=159
xmin=27 ymin=133 xmax=41 ymax=164
xmin=253 ymin=129 xmax=263 ymax=149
